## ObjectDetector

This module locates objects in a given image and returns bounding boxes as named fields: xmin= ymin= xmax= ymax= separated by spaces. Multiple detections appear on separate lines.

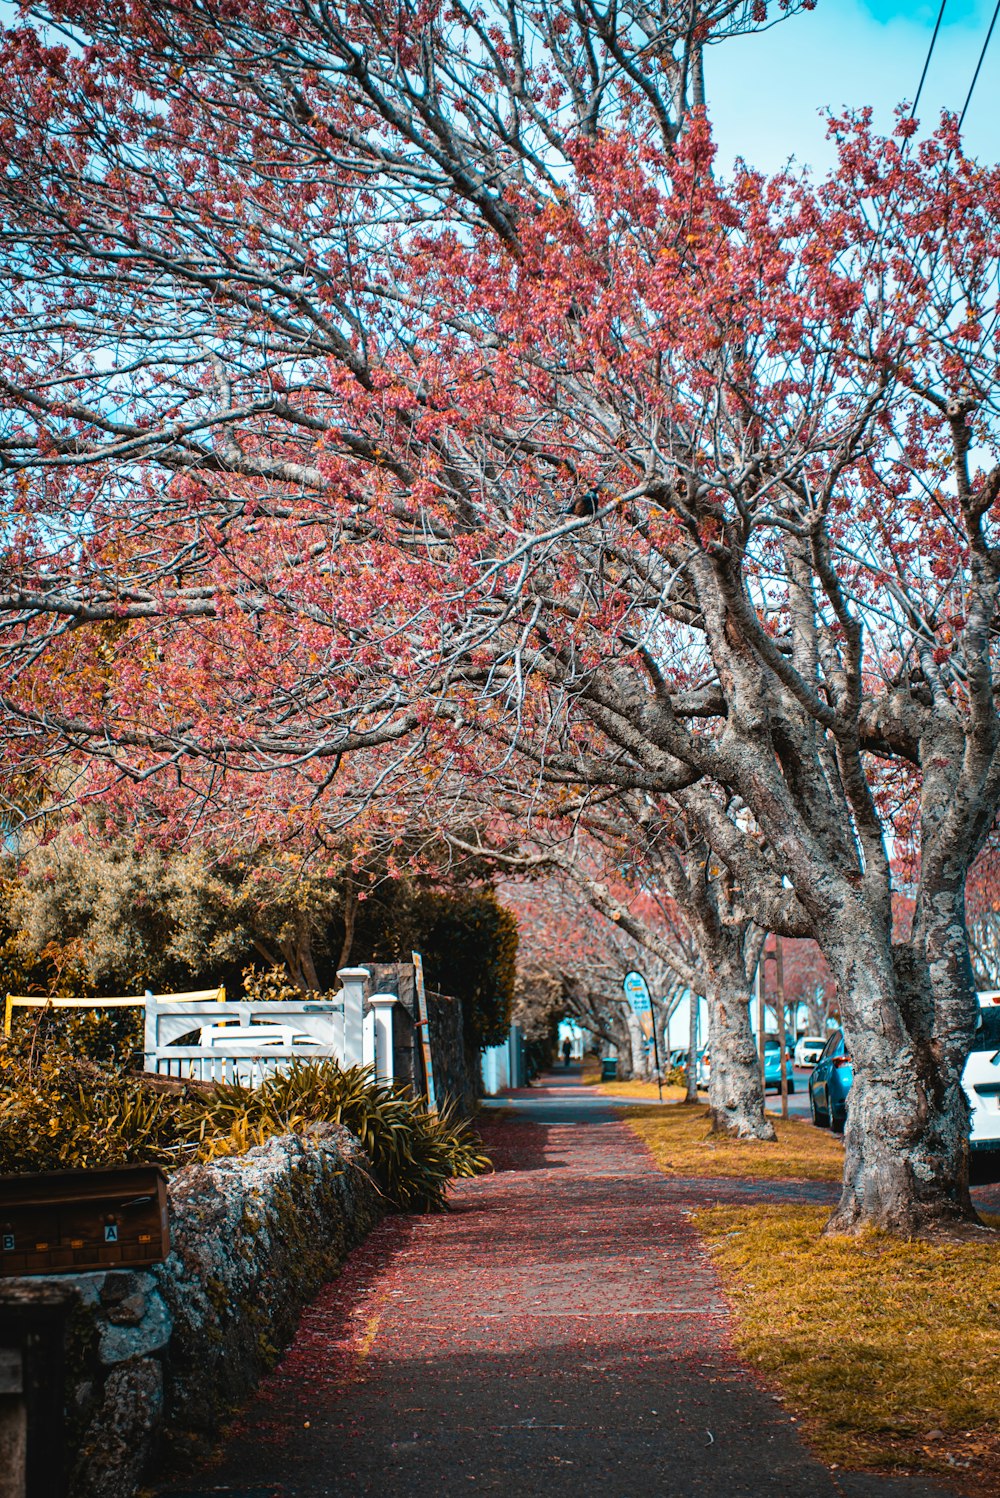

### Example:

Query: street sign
xmin=622 ymin=969 xmax=663 ymax=1099
xmin=623 ymin=970 xmax=653 ymax=1037
xmin=412 ymin=950 xmax=437 ymax=1115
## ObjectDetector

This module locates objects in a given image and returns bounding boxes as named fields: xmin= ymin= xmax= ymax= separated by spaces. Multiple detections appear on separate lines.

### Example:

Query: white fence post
xmin=143 ymin=989 xmax=158 ymax=1074
xmin=362 ymin=1009 xmax=376 ymax=1071
xmin=337 ymin=967 xmax=369 ymax=1067
xmin=370 ymin=994 xmax=397 ymax=1084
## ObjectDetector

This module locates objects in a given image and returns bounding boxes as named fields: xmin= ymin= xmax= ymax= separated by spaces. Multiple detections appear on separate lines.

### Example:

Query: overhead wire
xmin=910 ymin=0 xmax=948 ymax=117
xmin=958 ymin=0 xmax=1000 ymax=130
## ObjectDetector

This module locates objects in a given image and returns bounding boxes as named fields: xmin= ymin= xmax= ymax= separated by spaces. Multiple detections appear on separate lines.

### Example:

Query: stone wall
xmin=1 ymin=1126 xmax=383 ymax=1498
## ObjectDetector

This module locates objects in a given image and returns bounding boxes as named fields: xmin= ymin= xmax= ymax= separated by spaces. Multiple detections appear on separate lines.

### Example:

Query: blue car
xmin=808 ymin=1030 xmax=853 ymax=1133
xmin=696 ymin=1040 xmax=794 ymax=1094
xmin=762 ymin=1038 xmax=795 ymax=1094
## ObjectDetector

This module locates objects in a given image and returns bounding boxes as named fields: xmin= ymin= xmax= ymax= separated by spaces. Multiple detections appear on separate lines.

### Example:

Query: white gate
xmin=143 ymin=997 xmax=344 ymax=1084
xmin=142 ymin=968 xmax=397 ymax=1085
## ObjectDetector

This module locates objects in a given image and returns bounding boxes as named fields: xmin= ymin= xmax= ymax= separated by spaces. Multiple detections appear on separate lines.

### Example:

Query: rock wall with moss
xmin=1 ymin=1126 xmax=383 ymax=1498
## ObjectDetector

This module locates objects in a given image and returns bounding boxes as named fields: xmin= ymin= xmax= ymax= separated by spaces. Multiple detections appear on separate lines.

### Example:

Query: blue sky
xmin=707 ymin=0 xmax=999 ymax=174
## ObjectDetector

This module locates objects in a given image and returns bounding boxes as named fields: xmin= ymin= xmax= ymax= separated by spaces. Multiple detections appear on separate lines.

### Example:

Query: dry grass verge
xmin=621 ymin=1101 xmax=844 ymax=1180
xmin=580 ymin=1057 xmax=687 ymax=1102
xmin=697 ymin=1203 xmax=1000 ymax=1492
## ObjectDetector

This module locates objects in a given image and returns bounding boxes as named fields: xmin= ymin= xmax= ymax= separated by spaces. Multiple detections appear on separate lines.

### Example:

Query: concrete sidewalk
xmin=154 ymin=1072 xmax=950 ymax=1498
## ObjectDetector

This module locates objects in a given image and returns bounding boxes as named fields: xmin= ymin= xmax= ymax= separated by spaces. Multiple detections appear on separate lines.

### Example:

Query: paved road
xmin=766 ymin=1065 xmax=814 ymax=1118
xmin=721 ymin=1064 xmax=813 ymax=1120
xmin=154 ymin=1072 xmax=952 ymax=1498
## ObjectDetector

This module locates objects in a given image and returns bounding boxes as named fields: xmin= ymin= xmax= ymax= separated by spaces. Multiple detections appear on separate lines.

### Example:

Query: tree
xmin=966 ymin=848 xmax=1000 ymax=990
xmin=8 ymin=808 xmax=518 ymax=1060
xmin=771 ymin=938 xmax=836 ymax=1036
xmin=500 ymin=869 xmax=663 ymax=1079
xmin=2 ymin=5 xmax=999 ymax=1234
xmin=10 ymin=829 xmax=252 ymax=992
xmin=0 ymin=0 xmax=809 ymax=834
xmin=511 ymin=963 xmax=565 ymax=1077
xmin=478 ymin=794 xmax=774 ymax=1135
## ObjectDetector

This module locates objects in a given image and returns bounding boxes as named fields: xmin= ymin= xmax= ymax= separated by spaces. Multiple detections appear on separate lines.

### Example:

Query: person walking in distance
xmin=562 ymin=1037 xmax=572 ymax=1069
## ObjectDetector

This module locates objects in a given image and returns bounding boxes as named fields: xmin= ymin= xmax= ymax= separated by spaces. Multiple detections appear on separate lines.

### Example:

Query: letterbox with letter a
xmin=0 ymin=1164 xmax=169 ymax=1276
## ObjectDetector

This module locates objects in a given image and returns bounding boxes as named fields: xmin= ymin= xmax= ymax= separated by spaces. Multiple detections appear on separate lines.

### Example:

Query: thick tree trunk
xmin=685 ymin=990 xmax=699 ymax=1102
xmin=821 ymin=921 xmax=981 ymax=1236
xmin=706 ymin=955 xmax=775 ymax=1140
xmin=608 ymin=1011 xmax=633 ymax=1079
xmin=623 ymin=1006 xmax=650 ymax=1080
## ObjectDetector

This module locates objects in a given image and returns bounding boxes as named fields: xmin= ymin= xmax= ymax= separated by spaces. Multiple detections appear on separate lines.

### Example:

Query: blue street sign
xmin=623 ymin=970 xmax=651 ymax=1013
xmin=622 ymin=969 xmax=664 ymax=1097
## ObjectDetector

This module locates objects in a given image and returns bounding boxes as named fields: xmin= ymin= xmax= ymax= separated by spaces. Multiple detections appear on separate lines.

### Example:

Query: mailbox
xmin=0 ymin=1165 xmax=169 ymax=1277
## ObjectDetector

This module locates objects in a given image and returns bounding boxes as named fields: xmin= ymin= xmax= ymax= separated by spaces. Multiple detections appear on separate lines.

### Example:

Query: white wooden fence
xmin=143 ymin=967 xmax=399 ymax=1086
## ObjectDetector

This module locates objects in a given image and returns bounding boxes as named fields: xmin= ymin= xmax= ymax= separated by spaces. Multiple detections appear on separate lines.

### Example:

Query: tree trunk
xmin=805 ymin=987 xmax=829 ymax=1038
xmin=278 ymin=938 xmax=308 ymax=993
xmin=338 ymin=878 xmax=357 ymax=970
xmin=608 ymin=1011 xmax=633 ymax=1079
xmin=685 ymin=990 xmax=699 ymax=1102
xmin=706 ymin=955 xmax=776 ymax=1140
xmin=821 ymin=920 xmax=981 ymax=1236
xmin=623 ymin=1005 xmax=650 ymax=1080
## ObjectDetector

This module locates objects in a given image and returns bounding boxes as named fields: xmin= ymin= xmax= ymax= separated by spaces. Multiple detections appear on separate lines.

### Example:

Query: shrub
xmin=202 ymin=1062 xmax=491 ymax=1211
xmin=0 ymin=1041 xmax=489 ymax=1211
xmin=0 ymin=1042 xmax=200 ymax=1173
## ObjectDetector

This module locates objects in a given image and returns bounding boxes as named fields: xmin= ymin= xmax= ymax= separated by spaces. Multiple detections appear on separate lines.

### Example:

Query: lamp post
xmin=759 ymin=937 xmax=790 ymax=1120
xmin=774 ymin=935 xmax=789 ymax=1120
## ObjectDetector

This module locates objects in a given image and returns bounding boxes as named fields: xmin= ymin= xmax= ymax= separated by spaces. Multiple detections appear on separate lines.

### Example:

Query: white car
xmin=794 ymin=1034 xmax=826 ymax=1068
xmin=964 ymin=992 xmax=1000 ymax=1166
xmin=197 ymin=1022 xmax=322 ymax=1085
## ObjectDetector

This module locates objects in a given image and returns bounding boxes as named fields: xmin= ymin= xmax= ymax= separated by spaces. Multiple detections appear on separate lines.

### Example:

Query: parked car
xmin=808 ymin=1029 xmax=852 ymax=1131
xmin=963 ymin=992 xmax=1000 ymax=1171
xmin=668 ymin=1047 xmax=689 ymax=1069
xmin=794 ymin=1034 xmax=826 ymax=1068
xmin=197 ymin=1021 xmax=323 ymax=1086
xmin=810 ymin=994 xmax=1000 ymax=1159
xmin=762 ymin=1037 xmax=795 ymax=1094
xmin=695 ymin=1041 xmax=793 ymax=1094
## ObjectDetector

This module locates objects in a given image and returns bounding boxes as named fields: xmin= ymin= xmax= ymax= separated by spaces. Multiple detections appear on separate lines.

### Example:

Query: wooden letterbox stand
xmin=0 ymin=1165 xmax=169 ymax=1278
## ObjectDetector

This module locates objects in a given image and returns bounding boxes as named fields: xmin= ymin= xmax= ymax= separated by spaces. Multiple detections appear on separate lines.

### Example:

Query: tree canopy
xmin=2 ymin=0 xmax=1000 ymax=1233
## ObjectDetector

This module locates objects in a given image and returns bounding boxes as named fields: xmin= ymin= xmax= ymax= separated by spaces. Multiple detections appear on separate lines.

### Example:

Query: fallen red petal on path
xmin=150 ymin=1072 xmax=952 ymax=1498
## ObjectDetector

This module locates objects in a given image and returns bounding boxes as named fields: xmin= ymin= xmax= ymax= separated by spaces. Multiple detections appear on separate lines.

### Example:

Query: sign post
xmin=756 ymin=959 xmax=766 ymax=1090
xmin=774 ymin=935 xmax=789 ymax=1120
xmin=412 ymin=951 xmax=437 ymax=1115
xmin=623 ymin=970 xmax=663 ymax=1100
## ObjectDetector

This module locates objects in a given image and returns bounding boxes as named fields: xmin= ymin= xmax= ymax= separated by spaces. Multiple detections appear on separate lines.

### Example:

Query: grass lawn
xmin=580 ymin=1057 xmax=687 ymax=1102
xmin=697 ymin=1203 xmax=1000 ymax=1492
xmin=620 ymin=1100 xmax=845 ymax=1180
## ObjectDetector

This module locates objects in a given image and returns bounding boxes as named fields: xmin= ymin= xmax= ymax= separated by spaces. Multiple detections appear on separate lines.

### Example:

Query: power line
xmin=910 ymin=0 xmax=948 ymax=118
xmin=958 ymin=0 xmax=1000 ymax=130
